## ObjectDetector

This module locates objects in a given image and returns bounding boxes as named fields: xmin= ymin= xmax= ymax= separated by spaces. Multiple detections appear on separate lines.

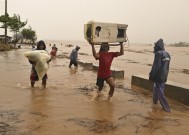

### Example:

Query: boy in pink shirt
xmin=89 ymin=42 xmax=124 ymax=100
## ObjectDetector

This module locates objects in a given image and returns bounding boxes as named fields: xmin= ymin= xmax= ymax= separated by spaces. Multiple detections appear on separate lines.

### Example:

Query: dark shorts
xmin=96 ymin=76 xmax=112 ymax=89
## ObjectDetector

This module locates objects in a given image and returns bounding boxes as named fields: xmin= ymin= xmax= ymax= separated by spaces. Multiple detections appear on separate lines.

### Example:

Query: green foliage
xmin=1 ymin=13 xmax=37 ymax=45
xmin=21 ymin=26 xmax=37 ymax=44
xmin=7 ymin=14 xmax=27 ymax=33
xmin=0 ymin=13 xmax=9 ymax=28
xmin=170 ymin=42 xmax=189 ymax=47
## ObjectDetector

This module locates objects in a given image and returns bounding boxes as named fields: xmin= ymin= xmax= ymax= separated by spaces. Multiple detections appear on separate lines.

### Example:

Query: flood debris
xmin=67 ymin=118 xmax=117 ymax=133
xmin=0 ymin=110 xmax=20 ymax=134
xmin=77 ymin=85 xmax=96 ymax=95
xmin=56 ymin=53 xmax=69 ymax=59
xmin=67 ymin=113 xmax=181 ymax=134
xmin=117 ymin=113 xmax=181 ymax=134
xmin=182 ymin=69 xmax=189 ymax=74
xmin=0 ymin=122 xmax=12 ymax=134
xmin=29 ymin=111 xmax=48 ymax=118
xmin=78 ymin=52 xmax=88 ymax=56
xmin=65 ymin=44 xmax=74 ymax=47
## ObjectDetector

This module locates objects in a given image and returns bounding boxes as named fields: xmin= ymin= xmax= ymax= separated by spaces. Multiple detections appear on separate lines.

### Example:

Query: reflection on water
xmin=23 ymin=89 xmax=49 ymax=134
xmin=0 ymin=51 xmax=9 ymax=62
xmin=145 ymin=111 xmax=167 ymax=134
xmin=93 ymin=100 xmax=114 ymax=121
xmin=69 ymin=67 xmax=78 ymax=74
xmin=29 ymin=88 xmax=49 ymax=116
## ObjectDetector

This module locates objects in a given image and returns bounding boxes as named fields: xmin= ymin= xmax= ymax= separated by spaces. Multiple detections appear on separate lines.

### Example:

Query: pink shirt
xmin=97 ymin=52 xmax=118 ymax=78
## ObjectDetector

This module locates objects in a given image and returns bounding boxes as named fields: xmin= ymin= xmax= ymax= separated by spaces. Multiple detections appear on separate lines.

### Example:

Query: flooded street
xmin=0 ymin=42 xmax=189 ymax=135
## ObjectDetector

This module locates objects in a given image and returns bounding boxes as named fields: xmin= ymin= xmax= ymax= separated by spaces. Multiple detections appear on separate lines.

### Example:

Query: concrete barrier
xmin=92 ymin=64 xmax=99 ymax=71
xmin=78 ymin=60 xmax=93 ymax=69
xmin=112 ymin=69 xmax=124 ymax=78
xmin=78 ymin=61 xmax=124 ymax=78
xmin=92 ymin=64 xmax=124 ymax=78
xmin=131 ymin=75 xmax=189 ymax=106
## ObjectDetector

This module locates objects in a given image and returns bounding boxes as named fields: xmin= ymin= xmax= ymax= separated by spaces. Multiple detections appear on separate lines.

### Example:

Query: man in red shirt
xmin=89 ymin=42 xmax=124 ymax=100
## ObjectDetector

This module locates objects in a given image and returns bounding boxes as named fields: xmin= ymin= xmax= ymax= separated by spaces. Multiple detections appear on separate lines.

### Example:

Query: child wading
xmin=29 ymin=40 xmax=51 ymax=87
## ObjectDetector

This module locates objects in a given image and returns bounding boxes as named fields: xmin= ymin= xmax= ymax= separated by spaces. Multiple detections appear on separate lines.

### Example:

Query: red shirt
xmin=50 ymin=50 xmax=57 ymax=57
xmin=97 ymin=52 xmax=118 ymax=78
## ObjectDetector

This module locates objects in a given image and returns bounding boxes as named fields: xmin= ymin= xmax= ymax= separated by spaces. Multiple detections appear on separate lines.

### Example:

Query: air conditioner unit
xmin=84 ymin=21 xmax=128 ymax=44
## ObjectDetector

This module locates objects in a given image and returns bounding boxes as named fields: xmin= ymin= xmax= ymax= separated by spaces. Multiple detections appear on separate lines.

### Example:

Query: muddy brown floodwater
xmin=0 ymin=41 xmax=189 ymax=135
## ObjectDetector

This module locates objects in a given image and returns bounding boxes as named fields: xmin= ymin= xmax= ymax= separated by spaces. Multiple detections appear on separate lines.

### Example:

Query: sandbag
xmin=24 ymin=50 xmax=51 ymax=80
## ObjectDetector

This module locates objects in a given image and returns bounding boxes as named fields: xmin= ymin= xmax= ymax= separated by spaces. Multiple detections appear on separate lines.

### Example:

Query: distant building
xmin=0 ymin=35 xmax=12 ymax=43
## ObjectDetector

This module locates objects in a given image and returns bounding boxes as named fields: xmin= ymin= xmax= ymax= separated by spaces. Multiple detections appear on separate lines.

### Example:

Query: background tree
xmin=21 ymin=26 xmax=37 ymax=44
xmin=0 ymin=13 xmax=10 ymax=43
xmin=0 ymin=14 xmax=10 ymax=27
xmin=7 ymin=14 xmax=27 ymax=47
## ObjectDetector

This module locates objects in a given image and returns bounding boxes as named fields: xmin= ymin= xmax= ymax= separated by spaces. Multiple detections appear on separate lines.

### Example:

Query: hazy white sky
xmin=0 ymin=0 xmax=189 ymax=44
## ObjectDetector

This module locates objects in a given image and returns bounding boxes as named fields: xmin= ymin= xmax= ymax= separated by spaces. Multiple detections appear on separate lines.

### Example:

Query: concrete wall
xmin=78 ymin=60 xmax=93 ymax=70
xmin=78 ymin=60 xmax=124 ymax=78
xmin=131 ymin=75 xmax=189 ymax=106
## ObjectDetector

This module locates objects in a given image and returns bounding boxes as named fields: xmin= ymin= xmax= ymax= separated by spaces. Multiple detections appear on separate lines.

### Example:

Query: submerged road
xmin=0 ymin=45 xmax=189 ymax=135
